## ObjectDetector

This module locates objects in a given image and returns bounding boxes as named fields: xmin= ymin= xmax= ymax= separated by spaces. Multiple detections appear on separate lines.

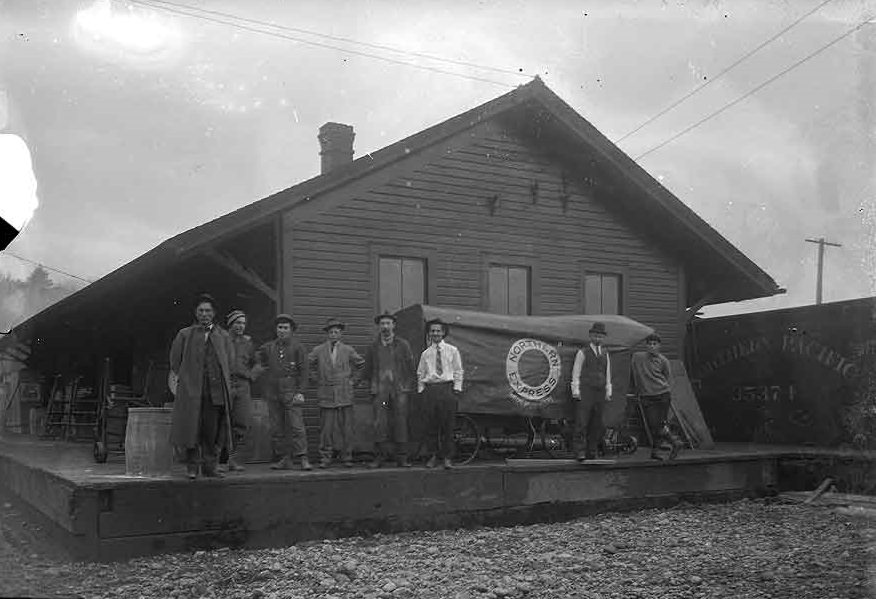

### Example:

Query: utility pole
xmin=805 ymin=237 xmax=842 ymax=305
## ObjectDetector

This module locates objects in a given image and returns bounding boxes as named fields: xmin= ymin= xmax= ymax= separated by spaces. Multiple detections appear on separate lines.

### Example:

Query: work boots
xmin=226 ymin=449 xmax=245 ymax=472
xmin=270 ymin=456 xmax=294 ymax=470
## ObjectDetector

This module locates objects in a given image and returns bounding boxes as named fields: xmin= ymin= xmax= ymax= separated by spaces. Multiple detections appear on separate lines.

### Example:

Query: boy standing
xmin=630 ymin=332 xmax=683 ymax=460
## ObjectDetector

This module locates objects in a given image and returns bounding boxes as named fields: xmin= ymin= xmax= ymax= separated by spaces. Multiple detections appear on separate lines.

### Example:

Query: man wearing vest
xmin=570 ymin=321 xmax=612 ymax=462
xmin=364 ymin=310 xmax=416 ymax=469
xmin=416 ymin=317 xmax=464 ymax=470
xmin=169 ymin=293 xmax=235 ymax=479
xmin=258 ymin=314 xmax=311 ymax=471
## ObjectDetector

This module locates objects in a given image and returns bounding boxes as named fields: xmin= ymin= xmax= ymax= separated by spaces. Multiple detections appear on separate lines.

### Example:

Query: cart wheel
xmin=453 ymin=414 xmax=481 ymax=465
xmin=93 ymin=441 xmax=108 ymax=463
xmin=620 ymin=434 xmax=638 ymax=455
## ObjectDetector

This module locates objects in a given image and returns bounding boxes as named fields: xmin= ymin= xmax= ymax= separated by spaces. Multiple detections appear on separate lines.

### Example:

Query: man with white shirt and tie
xmin=417 ymin=318 xmax=464 ymax=469
xmin=570 ymin=321 xmax=612 ymax=462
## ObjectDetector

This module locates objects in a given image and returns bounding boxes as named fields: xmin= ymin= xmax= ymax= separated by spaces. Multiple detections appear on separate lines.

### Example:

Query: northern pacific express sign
xmin=505 ymin=338 xmax=562 ymax=408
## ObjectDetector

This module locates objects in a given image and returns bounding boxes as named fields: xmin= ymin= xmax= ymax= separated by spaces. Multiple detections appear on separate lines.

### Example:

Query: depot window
xmin=378 ymin=256 xmax=426 ymax=314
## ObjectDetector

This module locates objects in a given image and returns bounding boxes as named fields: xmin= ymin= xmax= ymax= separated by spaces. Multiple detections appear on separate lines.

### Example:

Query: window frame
xmin=480 ymin=253 xmax=539 ymax=315
xmin=370 ymin=243 xmax=437 ymax=314
xmin=580 ymin=263 xmax=629 ymax=316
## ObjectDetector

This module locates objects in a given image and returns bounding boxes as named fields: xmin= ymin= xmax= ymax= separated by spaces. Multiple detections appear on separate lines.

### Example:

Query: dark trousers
xmin=573 ymin=388 xmax=605 ymax=456
xmin=267 ymin=394 xmax=308 ymax=458
xmin=229 ymin=378 xmax=252 ymax=445
xmin=424 ymin=382 xmax=456 ymax=459
xmin=188 ymin=388 xmax=226 ymax=471
xmin=641 ymin=392 xmax=676 ymax=448
xmin=374 ymin=382 xmax=409 ymax=459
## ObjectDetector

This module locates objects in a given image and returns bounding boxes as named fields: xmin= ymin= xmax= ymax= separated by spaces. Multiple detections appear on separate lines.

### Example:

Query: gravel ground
xmin=0 ymin=498 xmax=873 ymax=599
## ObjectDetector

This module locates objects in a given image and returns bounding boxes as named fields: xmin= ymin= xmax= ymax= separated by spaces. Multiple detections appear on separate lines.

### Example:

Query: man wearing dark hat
xmin=570 ymin=321 xmax=613 ymax=462
xmin=308 ymin=318 xmax=365 ymax=468
xmin=363 ymin=311 xmax=416 ymax=468
xmin=630 ymin=332 xmax=683 ymax=460
xmin=222 ymin=309 xmax=264 ymax=472
xmin=169 ymin=293 xmax=235 ymax=479
xmin=257 ymin=314 xmax=311 ymax=471
xmin=416 ymin=318 xmax=464 ymax=469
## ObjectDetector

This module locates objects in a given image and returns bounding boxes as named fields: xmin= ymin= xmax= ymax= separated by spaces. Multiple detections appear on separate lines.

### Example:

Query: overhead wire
xmin=128 ymin=0 xmax=519 ymax=89
xmin=140 ymin=0 xmax=531 ymax=78
xmin=1 ymin=252 xmax=93 ymax=284
xmin=633 ymin=14 xmax=874 ymax=161
xmin=617 ymin=0 xmax=836 ymax=143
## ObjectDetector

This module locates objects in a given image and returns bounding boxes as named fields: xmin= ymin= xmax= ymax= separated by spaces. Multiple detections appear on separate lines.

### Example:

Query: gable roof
xmin=6 ymin=78 xmax=782 ymax=340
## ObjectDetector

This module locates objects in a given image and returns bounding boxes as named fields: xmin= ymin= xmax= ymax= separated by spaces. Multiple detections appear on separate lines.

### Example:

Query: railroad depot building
xmin=1 ymin=78 xmax=781 ymax=449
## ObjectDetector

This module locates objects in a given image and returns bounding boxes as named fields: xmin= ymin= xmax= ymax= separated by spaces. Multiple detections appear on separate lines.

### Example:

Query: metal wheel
xmin=538 ymin=418 xmax=572 ymax=458
xmin=453 ymin=414 xmax=481 ymax=465
xmin=619 ymin=433 xmax=638 ymax=454
xmin=93 ymin=440 xmax=108 ymax=463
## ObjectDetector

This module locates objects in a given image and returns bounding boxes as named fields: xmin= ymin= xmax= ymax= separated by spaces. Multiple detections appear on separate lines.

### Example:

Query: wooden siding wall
xmin=283 ymin=121 xmax=684 ymax=452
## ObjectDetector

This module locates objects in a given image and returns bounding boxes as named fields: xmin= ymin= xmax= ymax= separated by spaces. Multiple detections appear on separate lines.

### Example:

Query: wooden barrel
xmin=28 ymin=406 xmax=46 ymax=436
xmin=125 ymin=407 xmax=173 ymax=477
xmin=244 ymin=399 xmax=273 ymax=463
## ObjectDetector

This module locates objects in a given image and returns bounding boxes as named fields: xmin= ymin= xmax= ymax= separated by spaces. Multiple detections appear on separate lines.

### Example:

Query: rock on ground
xmin=0 ymin=495 xmax=873 ymax=599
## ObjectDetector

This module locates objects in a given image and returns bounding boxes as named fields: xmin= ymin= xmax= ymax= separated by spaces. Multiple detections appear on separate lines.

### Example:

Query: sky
xmin=0 ymin=0 xmax=874 ymax=320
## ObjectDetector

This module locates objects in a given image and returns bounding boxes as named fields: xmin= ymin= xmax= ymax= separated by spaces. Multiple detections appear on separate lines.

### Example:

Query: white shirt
xmin=570 ymin=343 xmax=612 ymax=399
xmin=417 ymin=340 xmax=464 ymax=393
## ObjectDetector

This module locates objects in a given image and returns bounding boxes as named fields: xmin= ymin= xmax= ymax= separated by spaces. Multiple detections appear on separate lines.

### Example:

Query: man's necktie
xmin=435 ymin=346 xmax=443 ymax=376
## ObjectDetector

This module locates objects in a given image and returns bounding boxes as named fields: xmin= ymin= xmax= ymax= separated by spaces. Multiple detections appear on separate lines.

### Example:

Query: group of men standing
xmin=169 ymin=294 xmax=682 ymax=480
xmin=168 ymin=294 xmax=464 ymax=479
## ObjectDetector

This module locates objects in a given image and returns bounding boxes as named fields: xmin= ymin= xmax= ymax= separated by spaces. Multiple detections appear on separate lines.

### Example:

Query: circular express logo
xmin=505 ymin=338 xmax=561 ymax=404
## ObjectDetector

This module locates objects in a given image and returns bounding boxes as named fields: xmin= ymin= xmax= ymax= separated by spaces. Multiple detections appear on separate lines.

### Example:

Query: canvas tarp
xmin=395 ymin=305 xmax=654 ymax=420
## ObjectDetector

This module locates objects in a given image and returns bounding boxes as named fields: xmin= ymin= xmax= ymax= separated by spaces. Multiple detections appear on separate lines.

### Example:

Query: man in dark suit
xmin=257 ymin=314 xmax=311 ymax=471
xmin=364 ymin=311 xmax=416 ymax=468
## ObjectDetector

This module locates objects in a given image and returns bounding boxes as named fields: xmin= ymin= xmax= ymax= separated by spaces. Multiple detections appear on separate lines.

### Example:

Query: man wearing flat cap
xmin=571 ymin=321 xmax=613 ymax=462
xmin=170 ymin=293 xmax=235 ymax=479
xmin=308 ymin=317 xmax=365 ymax=468
xmin=222 ymin=309 xmax=264 ymax=472
xmin=363 ymin=311 xmax=416 ymax=468
xmin=416 ymin=318 xmax=464 ymax=469
xmin=257 ymin=313 xmax=311 ymax=471
xmin=631 ymin=332 xmax=683 ymax=461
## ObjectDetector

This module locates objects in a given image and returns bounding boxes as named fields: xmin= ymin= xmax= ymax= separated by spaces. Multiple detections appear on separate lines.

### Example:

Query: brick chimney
xmin=318 ymin=122 xmax=355 ymax=174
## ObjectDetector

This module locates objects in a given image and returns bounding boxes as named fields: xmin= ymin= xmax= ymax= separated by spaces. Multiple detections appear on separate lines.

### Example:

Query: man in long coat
xmin=308 ymin=317 xmax=365 ymax=468
xmin=363 ymin=311 xmax=415 ymax=468
xmin=170 ymin=293 xmax=234 ymax=479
